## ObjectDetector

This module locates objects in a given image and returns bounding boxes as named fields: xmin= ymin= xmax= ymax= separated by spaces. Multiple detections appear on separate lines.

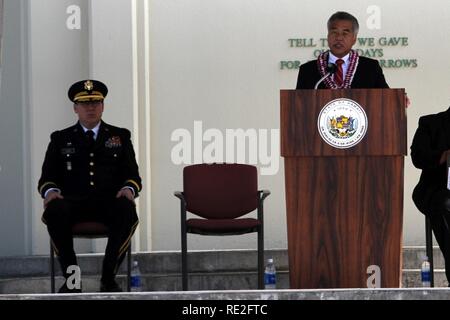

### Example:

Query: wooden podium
xmin=281 ymin=89 xmax=406 ymax=288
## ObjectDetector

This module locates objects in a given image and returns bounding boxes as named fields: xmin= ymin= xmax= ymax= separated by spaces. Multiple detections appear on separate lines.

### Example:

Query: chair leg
xmin=425 ymin=216 xmax=434 ymax=287
xmin=127 ymin=241 xmax=132 ymax=292
xmin=257 ymin=226 xmax=264 ymax=289
xmin=181 ymin=228 xmax=188 ymax=291
xmin=50 ymin=239 xmax=55 ymax=293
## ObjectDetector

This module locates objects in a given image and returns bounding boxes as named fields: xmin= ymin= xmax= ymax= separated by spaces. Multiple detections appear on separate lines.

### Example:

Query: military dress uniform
xmin=38 ymin=80 xmax=142 ymax=292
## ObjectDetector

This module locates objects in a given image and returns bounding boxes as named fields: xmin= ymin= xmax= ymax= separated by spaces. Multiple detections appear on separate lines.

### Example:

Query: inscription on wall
xmin=281 ymin=36 xmax=417 ymax=70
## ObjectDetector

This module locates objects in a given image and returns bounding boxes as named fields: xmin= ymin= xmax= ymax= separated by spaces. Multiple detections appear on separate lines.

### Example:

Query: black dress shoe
xmin=58 ymin=282 xmax=82 ymax=293
xmin=100 ymin=280 xmax=122 ymax=292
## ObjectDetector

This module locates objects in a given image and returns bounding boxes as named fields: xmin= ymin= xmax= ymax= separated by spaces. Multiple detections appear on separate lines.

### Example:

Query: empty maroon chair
xmin=174 ymin=163 xmax=270 ymax=290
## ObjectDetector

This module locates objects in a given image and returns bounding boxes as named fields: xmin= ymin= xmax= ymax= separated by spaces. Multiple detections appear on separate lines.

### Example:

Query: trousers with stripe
xmin=43 ymin=196 xmax=138 ymax=282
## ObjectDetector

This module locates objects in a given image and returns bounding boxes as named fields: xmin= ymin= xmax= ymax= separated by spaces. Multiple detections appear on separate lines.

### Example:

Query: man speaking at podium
xmin=296 ymin=11 xmax=389 ymax=90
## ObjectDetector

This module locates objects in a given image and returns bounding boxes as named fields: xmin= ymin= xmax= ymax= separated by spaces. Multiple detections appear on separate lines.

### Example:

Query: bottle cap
xmin=420 ymin=254 xmax=428 ymax=261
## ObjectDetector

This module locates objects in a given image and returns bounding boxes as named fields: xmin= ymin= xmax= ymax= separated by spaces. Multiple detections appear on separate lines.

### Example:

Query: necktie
xmin=85 ymin=130 xmax=95 ymax=148
xmin=335 ymin=59 xmax=344 ymax=87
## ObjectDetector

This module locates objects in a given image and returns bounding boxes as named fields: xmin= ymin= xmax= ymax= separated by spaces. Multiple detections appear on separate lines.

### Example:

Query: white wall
xmin=149 ymin=0 xmax=450 ymax=251
xmin=89 ymin=0 xmax=152 ymax=252
xmin=28 ymin=0 xmax=91 ymax=254
xmin=0 ymin=0 xmax=29 ymax=256
xmin=150 ymin=0 xmax=287 ymax=250
xmin=1 ymin=0 xmax=449 ymax=256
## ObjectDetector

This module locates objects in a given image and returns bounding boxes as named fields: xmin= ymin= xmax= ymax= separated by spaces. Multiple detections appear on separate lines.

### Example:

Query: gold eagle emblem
xmin=84 ymin=80 xmax=94 ymax=91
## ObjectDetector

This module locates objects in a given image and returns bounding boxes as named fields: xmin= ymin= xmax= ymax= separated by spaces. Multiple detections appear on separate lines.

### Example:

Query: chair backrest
xmin=183 ymin=163 xmax=258 ymax=219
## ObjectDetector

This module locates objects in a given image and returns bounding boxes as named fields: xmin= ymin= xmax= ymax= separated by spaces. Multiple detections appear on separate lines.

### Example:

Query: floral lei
xmin=317 ymin=50 xmax=359 ymax=89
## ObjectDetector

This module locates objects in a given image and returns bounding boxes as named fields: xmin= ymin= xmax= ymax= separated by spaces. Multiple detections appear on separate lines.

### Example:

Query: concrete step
xmin=0 ymin=268 xmax=447 ymax=294
xmin=0 ymin=247 xmax=447 ymax=294
xmin=402 ymin=246 xmax=444 ymax=269
xmin=0 ymin=247 xmax=444 ymax=277
xmin=3 ymin=288 xmax=450 ymax=301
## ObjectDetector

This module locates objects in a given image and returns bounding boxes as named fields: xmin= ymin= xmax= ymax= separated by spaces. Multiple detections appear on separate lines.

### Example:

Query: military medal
xmin=66 ymin=161 xmax=72 ymax=171
xmin=105 ymin=136 xmax=122 ymax=148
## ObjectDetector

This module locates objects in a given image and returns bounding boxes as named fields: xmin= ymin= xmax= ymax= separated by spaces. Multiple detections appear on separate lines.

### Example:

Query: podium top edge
xmin=280 ymin=88 xmax=405 ymax=92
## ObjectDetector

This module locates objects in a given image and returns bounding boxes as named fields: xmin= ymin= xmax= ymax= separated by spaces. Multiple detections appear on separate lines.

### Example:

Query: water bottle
xmin=130 ymin=260 xmax=142 ymax=292
xmin=264 ymin=258 xmax=276 ymax=289
xmin=421 ymin=256 xmax=431 ymax=287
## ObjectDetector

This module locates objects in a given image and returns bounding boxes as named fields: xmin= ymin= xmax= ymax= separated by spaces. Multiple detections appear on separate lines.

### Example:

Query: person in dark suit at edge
xmin=38 ymin=79 xmax=142 ymax=293
xmin=296 ymin=11 xmax=389 ymax=89
xmin=411 ymin=107 xmax=450 ymax=285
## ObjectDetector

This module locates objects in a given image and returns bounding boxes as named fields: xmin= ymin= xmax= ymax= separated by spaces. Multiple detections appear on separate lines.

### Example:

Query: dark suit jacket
xmin=411 ymin=108 xmax=450 ymax=215
xmin=296 ymin=56 xmax=389 ymax=89
xmin=38 ymin=121 xmax=142 ymax=199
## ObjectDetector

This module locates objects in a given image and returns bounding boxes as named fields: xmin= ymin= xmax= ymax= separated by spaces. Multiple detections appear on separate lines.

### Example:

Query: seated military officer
xmin=38 ymin=79 xmax=142 ymax=293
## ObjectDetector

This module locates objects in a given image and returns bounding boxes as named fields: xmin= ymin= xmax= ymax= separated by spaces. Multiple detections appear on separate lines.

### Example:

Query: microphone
xmin=314 ymin=63 xmax=337 ymax=89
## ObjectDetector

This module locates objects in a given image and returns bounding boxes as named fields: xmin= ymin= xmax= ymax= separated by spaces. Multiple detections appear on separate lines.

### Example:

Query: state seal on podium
xmin=317 ymin=98 xmax=368 ymax=149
